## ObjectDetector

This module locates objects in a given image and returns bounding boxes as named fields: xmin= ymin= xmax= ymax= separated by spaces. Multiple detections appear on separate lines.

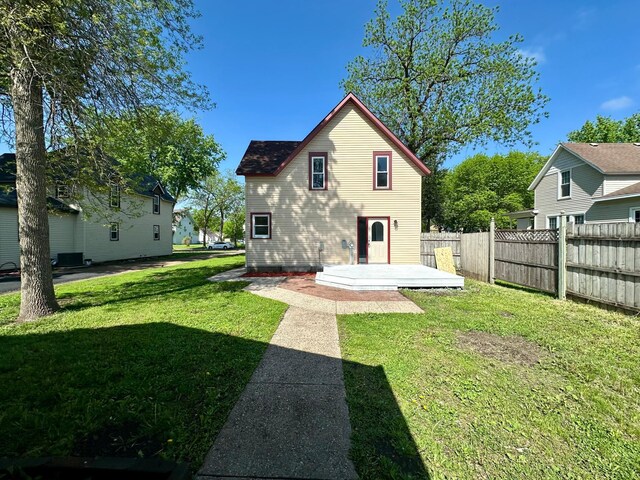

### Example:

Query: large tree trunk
xmin=219 ymin=208 xmax=224 ymax=240
xmin=10 ymin=66 xmax=59 ymax=320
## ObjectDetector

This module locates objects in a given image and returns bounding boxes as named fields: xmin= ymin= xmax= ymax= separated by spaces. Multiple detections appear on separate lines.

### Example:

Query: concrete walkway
xmin=198 ymin=269 xmax=424 ymax=479
xmin=198 ymin=306 xmax=357 ymax=479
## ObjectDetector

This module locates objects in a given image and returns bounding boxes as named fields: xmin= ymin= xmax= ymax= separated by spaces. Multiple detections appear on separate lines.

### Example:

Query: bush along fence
xmin=421 ymin=215 xmax=640 ymax=313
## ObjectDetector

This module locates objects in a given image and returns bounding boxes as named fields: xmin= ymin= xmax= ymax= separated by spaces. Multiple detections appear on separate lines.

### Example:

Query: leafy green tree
xmin=224 ymin=207 xmax=245 ymax=247
xmin=0 ymin=0 xmax=208 ymax=320
xmin=567 ymin=114 xmax=640 ymax=143
xmin=341 ymin=0 xmax=548 ymax=230
xmin=88 ymin=108 xmax=224 ymax=202
xmin=442 ymin=151 xmax=545 ymax=231
xmin=192 ymin=208 xmax=219 ymax=245
xmin=189 ymin=171 xmax=242 ymax=246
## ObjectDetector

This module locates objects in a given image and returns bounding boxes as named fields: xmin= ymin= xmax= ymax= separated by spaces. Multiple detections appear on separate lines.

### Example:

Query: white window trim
xmin=375 ymin=155 xmax=390 ymax=189
xmin=153 ymin=224 xmax=160 ymax=241
xmin=629 ymin=207 xmax=640 ymax=223
xmin=558 ymin=168 xmax=572 ymax=200
xmin=110 ymin=223 xmax=119 ymax=241
xmin=56 ymin=184 xmax=69 ymax=199
xmin=547 ymin=212 xmax=585 ymax=228
xmin=110 ymin=184 xmax=120 ymax=208
xmin=153 ymin=194 xmax=160 ymax=214
xmin=251 ymin=213 xmax=271 ymax=239
xmin=311 ymin=156 xmax=326 ymax=190
xmin=546 ymin=215 xmax=558 ymax=229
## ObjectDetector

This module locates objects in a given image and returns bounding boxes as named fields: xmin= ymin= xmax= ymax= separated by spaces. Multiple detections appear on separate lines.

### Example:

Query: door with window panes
xmin=367 ymin=218 xmax=388 ymax=263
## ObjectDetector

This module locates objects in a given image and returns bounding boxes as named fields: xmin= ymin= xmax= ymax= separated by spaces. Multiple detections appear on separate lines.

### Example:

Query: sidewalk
xmin=198 ymin=269 xmax=424 ymax=479
xmin=198 ymin=306 xmax=358 ymax=479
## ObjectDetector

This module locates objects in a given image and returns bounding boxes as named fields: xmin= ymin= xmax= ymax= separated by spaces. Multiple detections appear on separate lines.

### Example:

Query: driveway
xmin=0 ymin=251 xmax=244 ymax=294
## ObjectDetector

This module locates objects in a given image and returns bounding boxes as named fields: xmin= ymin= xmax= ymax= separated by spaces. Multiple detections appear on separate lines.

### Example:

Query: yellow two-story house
xmin=236 ymin=93 xmax=429 ymax=272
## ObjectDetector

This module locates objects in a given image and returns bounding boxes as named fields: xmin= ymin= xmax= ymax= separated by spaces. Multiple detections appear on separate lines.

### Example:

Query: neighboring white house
xmin=198 ymin=229 xmax=221 ymax=245
xmin=524 ymin=143 xmax=640 ymax=229
xmin=236 ymin=92 xmax=430 ymax=272
xmin=172 ymin=209 xmax=199 ymax=244
xmin=0 ymin=153 xmax=174 ymax=270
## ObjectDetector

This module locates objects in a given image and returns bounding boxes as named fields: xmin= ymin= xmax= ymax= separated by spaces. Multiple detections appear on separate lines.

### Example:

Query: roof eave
xmin=593 ymin=192 xmax=640 ymax=202
xmin=271 ymin=92 xmax=430 ymax=177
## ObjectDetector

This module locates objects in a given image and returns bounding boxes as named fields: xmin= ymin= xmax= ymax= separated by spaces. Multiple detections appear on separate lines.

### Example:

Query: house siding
xmin=603 ymin=175 xmax=640 ymax=195
xmin=589 ymin=198 xmax=640 ymax=223
xmin=534 ymin=152 xmax=603 ymax=228
xmin=0 ymin=208 xmax=20 ymax=269
xmin=173 ymin=215 xmax=198 ymax=244
xmin=77 ymin=193 xmax=173 ymax=263
xmin=244 ymin=103 xmax=422 ymax=270
xmin=0 ymin=193 xmax=172 ymax=270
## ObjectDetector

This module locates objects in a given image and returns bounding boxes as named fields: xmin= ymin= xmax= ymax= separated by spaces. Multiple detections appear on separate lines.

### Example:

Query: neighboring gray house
xmin=525 ymin=143 xmax=640 ymax=229
xmin=172 ymin=209 xmax=199 ymax=244
xmin=0 ymin=153 xmax=174 ymax=270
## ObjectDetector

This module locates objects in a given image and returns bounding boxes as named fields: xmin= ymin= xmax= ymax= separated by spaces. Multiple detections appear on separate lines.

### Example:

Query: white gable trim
xmin=529 ymin=144 xmax=604 ymax=191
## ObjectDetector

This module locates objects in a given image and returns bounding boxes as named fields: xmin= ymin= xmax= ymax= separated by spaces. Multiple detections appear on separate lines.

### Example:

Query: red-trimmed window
xmin=309 ymin=152 xmax=327 ymax=190
xmin=251 ymin=213 xmax=271 ymax=239
xmin=373 ymin=151 xmax=392 ymax=190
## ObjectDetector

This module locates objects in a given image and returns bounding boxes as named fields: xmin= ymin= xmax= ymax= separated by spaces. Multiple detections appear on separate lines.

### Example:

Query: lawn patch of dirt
xmin=457 ymin=331 xmax=544 ymax=366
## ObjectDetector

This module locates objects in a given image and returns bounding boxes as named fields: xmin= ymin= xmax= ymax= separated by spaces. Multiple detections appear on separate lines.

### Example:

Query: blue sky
xmin=185 ymin=0 xmax=640 ymax=173
xmin=3 ymin=0 xmax=640 ymax=174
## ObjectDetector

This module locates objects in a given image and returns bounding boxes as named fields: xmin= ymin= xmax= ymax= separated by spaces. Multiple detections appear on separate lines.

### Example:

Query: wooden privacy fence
xmin=494 ymin=229 xmax=558 ymax=294
xmin=566 ymin=222 xmax=640 ymax=311
xmin=421 ymin=232 xmax=460 ymax=269
xmin=460 ymin=232 xmax=490 ymax=281
xmin=420 ymin=219 xmax=640 ymax=313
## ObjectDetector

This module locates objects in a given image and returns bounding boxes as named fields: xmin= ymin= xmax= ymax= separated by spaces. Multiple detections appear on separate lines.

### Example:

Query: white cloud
xmin=600 ymin=96 xmax=634 ymax=111
xmin=517 ymin=47 xmax=546 ymax=65
xmin=574 ymin=7 xmax=596 ymax=30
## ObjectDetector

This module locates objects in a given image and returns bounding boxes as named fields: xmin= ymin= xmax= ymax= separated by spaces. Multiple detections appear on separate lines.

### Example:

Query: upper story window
xmin=251 ymin=213 xmax=271 ymax=239
xmin=153 ymin=194 xmax=160 ymax=214
xmin=55 ymin=184 xmax=69 ymax=199
xmin=309 ymin=152 xmax=327 ymax=190
xmin=110 ymin=184 xmax=120 ymax=208
xmin=559 ymin=170 xmax=571 ymax=198
xmin=374 ymin=152 xmax=392 ymax=190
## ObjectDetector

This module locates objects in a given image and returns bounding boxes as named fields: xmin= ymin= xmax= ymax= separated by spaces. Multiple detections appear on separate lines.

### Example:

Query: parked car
xmin=207 ymin=241 xmax=234 ymax=250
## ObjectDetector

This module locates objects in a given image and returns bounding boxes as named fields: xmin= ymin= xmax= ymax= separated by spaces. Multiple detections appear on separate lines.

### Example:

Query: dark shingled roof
xmin=0 ymin=189 xmax=79 ymax=213
xmin=0 ymin=153 xmax=16 ymax=184
xmin=236 ymin=140 xmax=301 ymax=175
xmin=0 ymin=152 xmax=175 ymax=203
xmin=561 ymin=143 xmax=640 ymax=174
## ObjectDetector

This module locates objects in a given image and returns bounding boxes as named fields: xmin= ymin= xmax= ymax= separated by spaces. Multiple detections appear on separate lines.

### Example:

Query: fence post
xmin=558 ymin=211 xmax=567 ymax=300
xmin=489 ymin=217 xmax=495 ymax=284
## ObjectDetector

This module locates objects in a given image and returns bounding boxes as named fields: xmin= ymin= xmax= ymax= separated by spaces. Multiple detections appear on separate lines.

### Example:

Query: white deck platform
xmin=315 ymin=264 xmax=464 ymax=291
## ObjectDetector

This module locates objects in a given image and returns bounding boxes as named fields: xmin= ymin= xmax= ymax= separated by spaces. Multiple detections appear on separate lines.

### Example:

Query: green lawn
xmin=339 ymin=281 xmax=640 ymax=479
xmin=0 ymin=255 xmax=286 ymax=469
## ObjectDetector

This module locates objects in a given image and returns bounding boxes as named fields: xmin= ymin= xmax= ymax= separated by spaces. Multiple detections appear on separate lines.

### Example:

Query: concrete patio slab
xmin=316 ymin=263 xmax=464 ymax=290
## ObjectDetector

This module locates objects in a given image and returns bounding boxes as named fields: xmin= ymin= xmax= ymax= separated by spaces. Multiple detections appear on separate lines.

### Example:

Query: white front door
xmin=367 ymin=218 xmax=388 ymax=263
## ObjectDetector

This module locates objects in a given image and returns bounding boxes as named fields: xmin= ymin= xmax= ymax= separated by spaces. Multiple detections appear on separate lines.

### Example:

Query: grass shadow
xmin=343 ymin=361 xmax=430 ymax=479
xmin=0 ymin=323 xmax=271 ymax=467
xmin=0 ymin=321 xmax=429 ymax=478
xmin=494 ymin=279 xmax=556 ymax=298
